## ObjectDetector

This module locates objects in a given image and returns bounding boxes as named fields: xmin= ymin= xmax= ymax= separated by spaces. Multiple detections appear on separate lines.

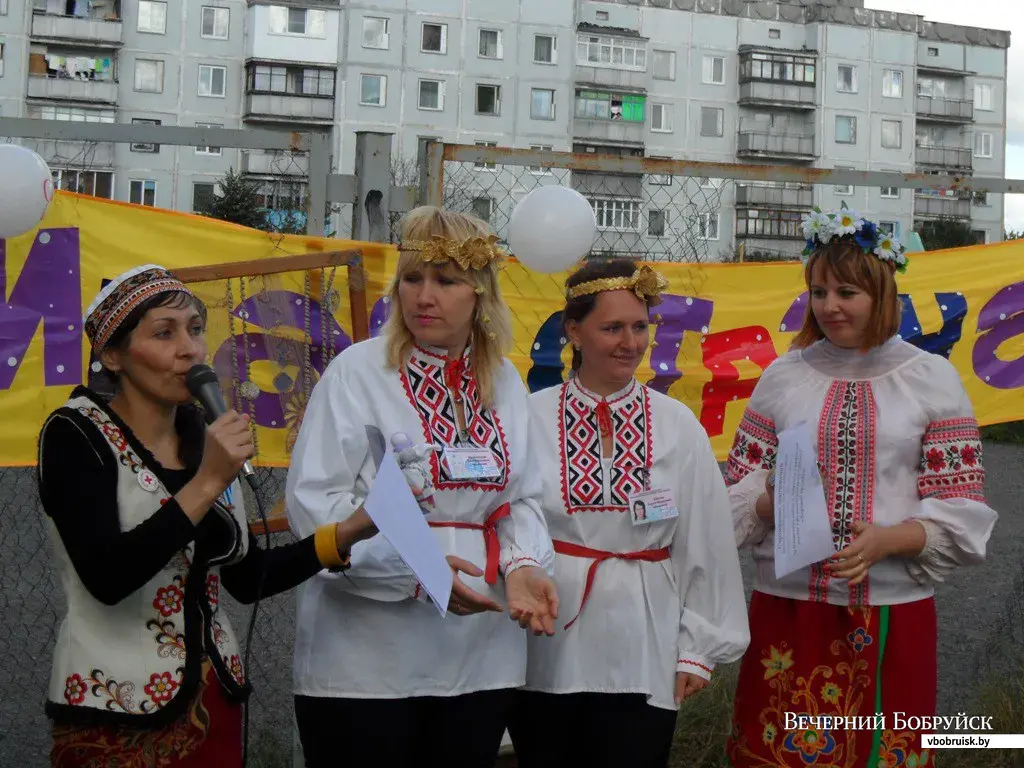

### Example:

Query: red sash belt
xmin=553 ymin=540 xmax=671 ymax=630
xmin=428 ymin=503 xmax=511 ymax=585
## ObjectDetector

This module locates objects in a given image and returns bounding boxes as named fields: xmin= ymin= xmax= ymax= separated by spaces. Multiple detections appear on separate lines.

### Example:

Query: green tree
xmin=198 ymin=168 xmax=267 ymax=230
xmin=917 ymin=217 xmax=979 ymax=250
xmin=1004 ymin=229 xmax=1024 ymax=240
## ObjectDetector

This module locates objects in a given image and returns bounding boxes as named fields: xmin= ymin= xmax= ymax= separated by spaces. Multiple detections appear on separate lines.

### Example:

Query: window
xmin=248 ymin=65 xmax=335 ymax=97
xmin=881 ymin=119 xmax=901 ymax=149
xmin=648 ymin=209 xmax=667 ymax=237
xmin=534 ymin=35 xmax=556 ymax=64
xmin=195 ymin=122 xmax=222 ymax=156
xmin=201 ymin=7 xmax=229 ymax=40
xmin=698 ymin=213 xmax=719 ymax=240
xmin=648 ymin=157 xmax=672 ymax=186
xmin=575 ymin=34 xmax=646 ymax=71
xmin=917 ymin=77 xmax=947 ymax=98
xmin=836 ymin=64 xmax=857 ymax=93
xmin=421 ymin=23 xmax=447 ymax=53
xmin=702 ymin=55 xmax=724 ymax=85
xmin=700 ymin=106 xmax=723 ymax=137
xmin=971 ymin=229 xmax=988 ymax=244
xmin=51 ymin=169 xmax=114 ymax=199
xmin=476 ymin=84 xmax=500 ymax=115
xmin=198 ymin=65 xmax=226 ymax=98
xmin=360 ymin=74 xmax=385 ymax=106
xmin=193 ymin=182 xmax=216 ymax=214
xmin=29 ymin=105 xmax=115 ymax=122
xmin=418 ymin=79 xmax=443 ymax=110
xmin=362 ymin=17 xmax=389 ymax=49
xmin=528 ymin=145 xmax=553 ymax=174
xmin=769 ymin=28 xmax=781 ymax=39
xmin=471 ymin=197 xmax=493 ymax=222
xmin=130 ymin=180 xmax=157 ymax=207
xmin=530 ymin=88 xmax=555 ymax=120
xmin=574 ymin=90 xmax=646 ymax=122
xmin=974 ymin=84 xmax=993 ymax=111
xmin=651 ymin=102 xmax=672 ymax=132
xmin=973 ymin=190 xmax=990 ymax=206
xmin=596 ymin=10 xmax=609 ymax=20
xmin=736 ymin=208 xmax=802 ymax=239
xmin=130 ymin=118 xmax=160 ymax=153
xmin=834 ymin=166 xmax=853 ymax=196
xmin=835 ymin=115 xmax=856 ymax=144
xmin=974 ymin=132 xmax=993 ymax=158
xmin=138 ymin=1 xmax=167 ymax=34
xmin=927 ymin=47 xmax=939 ymax=56
xmin=0 ymin=40 xmax=4 ymax=77
xmin=652 ymin=50 xmax=674 ymax=80
xmin=591 ymin=198 xmax=641 ymax=231
xmin=267 ymin=6 xmax=327 ymax=36
xmin=880 ymin=185 xmax=899 ymax=199
xmin=134 ymin=59 xmax=165 ymax=93
xmin=742 ymin=50 xmax=815 ymax=84
xmin=474 ymin=141 xmax=497 ymax=170
xmin=882 ymin=69 xmax=903 ymax=98
xmin=479 ymin=29 xmax=502 ymax=59
xmin=0 ymin=0 xmax=6 ymax=14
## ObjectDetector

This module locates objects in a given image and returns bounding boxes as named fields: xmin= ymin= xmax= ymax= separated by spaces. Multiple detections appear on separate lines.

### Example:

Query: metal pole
xmin=307 ymin=131 xmax=331 ymax=236
xmin=350 ymin=131 xmax=394 ymax=243
xmin=424 ymin=140 xmax=445 ymax=207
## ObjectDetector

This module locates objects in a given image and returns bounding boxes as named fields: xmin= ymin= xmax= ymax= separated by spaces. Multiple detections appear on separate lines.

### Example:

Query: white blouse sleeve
xmin=285 ymin=356 xmax=418 ymax=602
xmin=673 ymin=412 xmax=751 ymax=682
xmin=904 ymin=359 xmax=998 ymax=584
xmin=723 ymin=362 xmax=783 ymax=549
xmin=497 ymin=367 xmax=555 ymax=578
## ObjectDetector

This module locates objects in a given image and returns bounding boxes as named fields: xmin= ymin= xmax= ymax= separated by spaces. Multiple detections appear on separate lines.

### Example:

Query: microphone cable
xmin=240 ymin=470 xmax=269 ymax=768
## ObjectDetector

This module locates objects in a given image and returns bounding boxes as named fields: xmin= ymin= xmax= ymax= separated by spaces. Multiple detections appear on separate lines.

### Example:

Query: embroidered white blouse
xmin=521 ymin=376 xmax=750 ymax=711
xmin=726 ymin=338 xmax=998 ymax=607
xmin=285 ymin=336 xmax=554 ymax=699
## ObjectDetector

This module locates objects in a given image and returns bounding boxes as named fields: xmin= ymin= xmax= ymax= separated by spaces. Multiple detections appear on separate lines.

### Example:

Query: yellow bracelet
xmin=314 ymin=524 xmax=350 ymax=570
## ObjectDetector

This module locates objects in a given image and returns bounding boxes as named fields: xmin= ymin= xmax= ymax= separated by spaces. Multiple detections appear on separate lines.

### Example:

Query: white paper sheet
xmin=773 ymin=422 xmax=835 ymax=580
xmin=364 ymin=426 xmax=452 ymax=616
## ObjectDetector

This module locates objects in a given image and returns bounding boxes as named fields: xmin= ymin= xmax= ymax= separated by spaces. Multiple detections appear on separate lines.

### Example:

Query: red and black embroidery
xmin=558 ymin=380 xmax=651 ymax=513
xmin=400 ymin=348 xmax=510 ymax=491
xmin=724 ymin=408 xmax=778 ymax=486
xmin=811 ymin=381 xmax=876 ymax=605
xmin=918 ymin=417 xmax=986 ymax=502
xmin=77 ymin=405 xmax=145 ymax=474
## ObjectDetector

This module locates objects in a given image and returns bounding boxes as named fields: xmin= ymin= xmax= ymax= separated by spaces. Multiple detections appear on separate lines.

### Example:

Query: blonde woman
xmin=285 ymin=206 xmax=558 ymax=767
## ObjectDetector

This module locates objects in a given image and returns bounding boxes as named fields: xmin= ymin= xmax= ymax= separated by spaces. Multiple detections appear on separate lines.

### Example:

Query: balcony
xmin=738 ymin=81 xmax=816 ymax=110
xmin=243 ymin=93 xmax=334 ymax=124
xmin=31 ymin=13 xmax=123 ymax=47
xmin=21 ymin=139 xmax=115 ymax=168
xmin=573 ymin=117 xmax=645 ymax=147
xmin=916 ymin=144 xmax=972 ymax=171
xmin=27 ymin=75 xmax=117 ymax=104
xmin=737 ymin=130 xmax=815 ymax=161
xmin=735 ymin=208 xmax=805 ymax=241
xmin=914 ymin=192 xmax=971 ymax=220
xmin=916 ymin=95 xmax=973 ymax=123
xmin=242 ymin=151 xmax=309 ymax=177
xmin=735 ymin=184 xmax=813 ymax=209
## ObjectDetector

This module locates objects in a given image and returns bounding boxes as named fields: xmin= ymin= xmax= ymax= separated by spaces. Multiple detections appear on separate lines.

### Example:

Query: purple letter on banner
xmin=779 ymin=292 xmax=808 ymax=333
xmin=0 ymin=230 xmax=82 ymax=390
xmin=647 ymin=294 xmax=715 ymax=394
xmin=973 ymin=281 xmax=1024 ymax=390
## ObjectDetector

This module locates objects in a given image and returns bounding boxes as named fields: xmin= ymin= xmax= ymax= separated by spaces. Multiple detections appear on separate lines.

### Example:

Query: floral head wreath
xmin=800 ymin=202 xmax=908 ymax=274
xmin=398 ymin=234 xmax=507 ymax=272
xmin=566 ymin=264 xmax=670 ymax=307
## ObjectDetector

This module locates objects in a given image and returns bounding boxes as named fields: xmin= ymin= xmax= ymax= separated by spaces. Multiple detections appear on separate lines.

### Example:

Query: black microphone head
xmin=185 ymin=364 xmax=219 ymax=398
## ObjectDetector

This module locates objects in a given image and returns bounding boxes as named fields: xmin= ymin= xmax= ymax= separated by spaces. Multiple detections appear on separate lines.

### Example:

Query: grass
xmin=668 ymin=663 xmax=739 ymax=768
xmin=981 ymin=421 xmax=1024 ymax=445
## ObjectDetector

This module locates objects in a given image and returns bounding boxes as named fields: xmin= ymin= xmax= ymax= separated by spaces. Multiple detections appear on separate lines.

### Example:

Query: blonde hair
xmin=385 ymin=206 xmax=513 ymax=408
xmin=792 ymin=238 xmax=902 ymax=351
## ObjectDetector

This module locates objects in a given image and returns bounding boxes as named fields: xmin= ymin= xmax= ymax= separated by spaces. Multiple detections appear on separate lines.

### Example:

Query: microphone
xmin=186 ymin=364 xmax=255 ymax=482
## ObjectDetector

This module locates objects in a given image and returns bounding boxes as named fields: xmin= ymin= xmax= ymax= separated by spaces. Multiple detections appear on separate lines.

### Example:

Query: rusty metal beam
xmin=441 ymin=144 xmax=1024 ymax=195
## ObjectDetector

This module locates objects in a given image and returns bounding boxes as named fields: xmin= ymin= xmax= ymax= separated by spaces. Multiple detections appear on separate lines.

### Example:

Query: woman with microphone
xmin=36 ymin=264 xmax=379 ymax=767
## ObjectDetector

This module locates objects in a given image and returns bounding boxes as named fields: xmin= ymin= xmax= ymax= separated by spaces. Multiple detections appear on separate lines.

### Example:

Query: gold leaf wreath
xmin=566 ymin=265 xmax=670 ymax=306
xmin=399 ymin=234 xmax=507 ymax=272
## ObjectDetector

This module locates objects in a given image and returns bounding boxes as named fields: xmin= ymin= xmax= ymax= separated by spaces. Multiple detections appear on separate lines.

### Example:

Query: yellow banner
xmin=2 ymin=192 xmax=1022 ymax=467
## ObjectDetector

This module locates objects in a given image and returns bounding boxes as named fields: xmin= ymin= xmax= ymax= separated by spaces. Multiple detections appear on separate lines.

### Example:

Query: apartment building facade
xmin=0 ymin=0 xmax=1009 ymax=257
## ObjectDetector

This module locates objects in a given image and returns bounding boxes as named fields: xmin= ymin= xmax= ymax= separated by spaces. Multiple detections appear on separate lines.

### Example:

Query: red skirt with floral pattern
xmin=726 ymin=590 xmax=937 ymax=768
xmin=50 ymin=658 xmax=242 ymax=768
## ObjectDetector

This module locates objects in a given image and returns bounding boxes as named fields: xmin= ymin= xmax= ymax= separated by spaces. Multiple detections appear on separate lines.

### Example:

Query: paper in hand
xmin=363 ymin=426 xmax=452 ymax=616
xmin=773 ymin=421 xmax=835 ymax=580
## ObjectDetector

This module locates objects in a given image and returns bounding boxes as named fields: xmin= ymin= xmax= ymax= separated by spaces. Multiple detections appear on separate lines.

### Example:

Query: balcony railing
xmin=572 ymin=116 xmax=645 ymax=147
xmin=737 ymin=130 xmax=815 ymax=161
xmin=735 ymin=184 xmax=813 ymax=209
xmin=914 ymin=193 xmax=971 ymax=220
xmin=22 ymin=139 xmax=115 ymax=168
xmin=916 ymin=95 xmax=973 ymax=122
xmin=27 ymin=75 xmax=117 ymax=103
xmin=31 ymin=13 xmax=123 ymax=46
xmin=242 ymin=151 xmax=310 ymax=177
xmin=243 ymin=93 xmax=334 ymax=124
xmin=738 ymin=81 xmax=816 ymax=109
xmin=915 ymin=144 xmax=972 ymax=171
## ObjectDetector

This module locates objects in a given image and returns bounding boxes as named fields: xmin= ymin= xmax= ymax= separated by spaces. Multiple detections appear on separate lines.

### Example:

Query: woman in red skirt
xmin=723 ymin=207 xmax=998 ymax=768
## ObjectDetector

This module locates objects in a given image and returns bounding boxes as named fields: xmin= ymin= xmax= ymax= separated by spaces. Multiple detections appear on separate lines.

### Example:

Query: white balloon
xmin=507 ymin=185 xmax=596 ymax=274
xmin=0 ymin=145 xmax=53 ymax=240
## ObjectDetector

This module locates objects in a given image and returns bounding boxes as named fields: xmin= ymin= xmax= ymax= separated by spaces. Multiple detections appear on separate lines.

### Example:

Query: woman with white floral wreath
xmin=724 ymin=204 xmax=998 ymax=768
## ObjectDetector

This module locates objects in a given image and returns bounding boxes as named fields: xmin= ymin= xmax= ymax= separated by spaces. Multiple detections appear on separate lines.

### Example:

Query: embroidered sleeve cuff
xmin=501 ymin=555 xmax=543 ymax=577
xmin=677 ymin=655 xmax=715 ymax=682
